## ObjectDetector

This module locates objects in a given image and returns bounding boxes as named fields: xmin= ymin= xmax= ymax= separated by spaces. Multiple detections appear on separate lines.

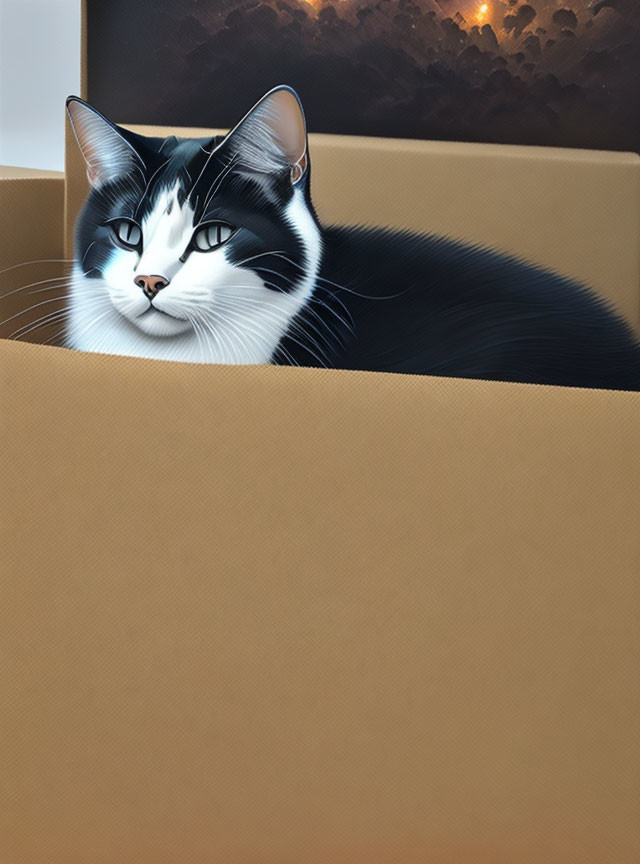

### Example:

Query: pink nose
xmin=135 ymin=274 xmax=169 ymax=300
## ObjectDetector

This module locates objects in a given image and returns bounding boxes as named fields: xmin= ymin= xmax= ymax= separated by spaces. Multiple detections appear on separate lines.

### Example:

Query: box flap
xmin=1 ymin=338 xmax=639 ymax=863
xmin=0 ymin=169 xmax=66 ymax=344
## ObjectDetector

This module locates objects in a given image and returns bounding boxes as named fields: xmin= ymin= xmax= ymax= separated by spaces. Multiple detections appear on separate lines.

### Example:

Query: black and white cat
xmin=67 ymin=86 xmax=640 ymax=390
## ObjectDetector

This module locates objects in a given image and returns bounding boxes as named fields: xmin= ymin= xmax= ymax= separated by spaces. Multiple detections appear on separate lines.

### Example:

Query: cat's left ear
xmin=66 ymin=96 xmax=145 ymax=188
xmin=224 ymin=86 xmax=308 ymax=185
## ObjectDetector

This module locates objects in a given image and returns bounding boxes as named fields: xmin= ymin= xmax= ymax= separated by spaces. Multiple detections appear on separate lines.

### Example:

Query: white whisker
xmin=0 ymin=258 xmax=74 ymax=278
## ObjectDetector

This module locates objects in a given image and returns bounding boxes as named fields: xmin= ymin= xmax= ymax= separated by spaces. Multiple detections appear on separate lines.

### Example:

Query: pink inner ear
xmin=257 ymin=88 xmax=307 ymax=165
xmin=86 ymin=165 xmax=100 ymax=187
xmin=291 ymin=153 xmax=308 ymax=185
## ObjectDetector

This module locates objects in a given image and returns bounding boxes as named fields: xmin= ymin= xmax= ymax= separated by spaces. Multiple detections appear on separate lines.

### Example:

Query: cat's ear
xmin=224 ymin=86 xmax=308 ymax=185
xmin=66 ymin=97 xmax=145 ymax=188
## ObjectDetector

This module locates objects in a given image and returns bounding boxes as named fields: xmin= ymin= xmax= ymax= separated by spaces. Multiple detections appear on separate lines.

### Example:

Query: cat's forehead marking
xmin=160 ymin=182 xmax=182 ymax=215
xmin=143 ymin=182 xmax=191 ymax=232
xmin=137 ymin=181 xmax=195 ymax=277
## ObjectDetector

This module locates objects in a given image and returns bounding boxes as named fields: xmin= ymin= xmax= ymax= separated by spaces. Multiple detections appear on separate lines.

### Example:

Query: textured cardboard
xmin=1 ymin=337 xmax=639 ymax=864
xmin=0 ymin=166 xmax=66 ymax=344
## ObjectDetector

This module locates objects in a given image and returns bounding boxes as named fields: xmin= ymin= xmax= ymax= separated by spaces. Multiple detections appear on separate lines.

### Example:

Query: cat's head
xmin=66 ymin=86 xmax=321 ymax=363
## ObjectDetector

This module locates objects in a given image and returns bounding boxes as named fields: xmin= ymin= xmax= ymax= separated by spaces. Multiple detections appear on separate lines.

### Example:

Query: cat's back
xmin=312 ymin=225 xmax=640 ymax=391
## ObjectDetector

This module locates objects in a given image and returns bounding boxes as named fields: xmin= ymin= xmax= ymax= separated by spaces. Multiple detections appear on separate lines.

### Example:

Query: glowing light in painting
xmin=477 ymin=3 xmax=489 ymax=24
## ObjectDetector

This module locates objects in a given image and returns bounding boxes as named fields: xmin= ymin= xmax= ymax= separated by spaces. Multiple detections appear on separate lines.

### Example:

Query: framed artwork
xmin=86 ymin=1 xmax=639 ymax=152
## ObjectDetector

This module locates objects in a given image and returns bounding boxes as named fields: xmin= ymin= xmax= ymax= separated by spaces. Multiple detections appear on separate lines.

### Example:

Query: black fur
xmin=278 ymin=226 xmax=640 ymax=391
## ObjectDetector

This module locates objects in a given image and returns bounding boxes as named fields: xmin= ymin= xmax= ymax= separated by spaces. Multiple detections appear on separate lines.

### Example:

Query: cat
xmin=66 ymin=85 xmax=640 ymax=391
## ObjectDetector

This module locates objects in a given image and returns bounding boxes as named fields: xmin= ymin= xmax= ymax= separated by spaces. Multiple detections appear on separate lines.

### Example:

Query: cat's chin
xmin=131 ymin=307 xmax=192 ymax=338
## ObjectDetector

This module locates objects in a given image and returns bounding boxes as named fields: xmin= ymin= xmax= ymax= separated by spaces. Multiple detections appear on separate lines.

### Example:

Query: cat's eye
xmin=192 ymin=222 xmax=234 ymax=252
xmin=108 ymin=219 xmax=142 ymax=250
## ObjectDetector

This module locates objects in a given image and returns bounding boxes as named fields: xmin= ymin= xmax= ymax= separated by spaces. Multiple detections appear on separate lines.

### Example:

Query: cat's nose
xmin=135 ymin=274 xmax=169 ymax=300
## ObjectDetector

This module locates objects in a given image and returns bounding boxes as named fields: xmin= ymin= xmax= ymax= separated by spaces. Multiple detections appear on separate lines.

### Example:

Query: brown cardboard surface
xmin=64 ymin=116 xmax=640 ymax=330
xmin=0 ymin=165 xmax=64 ymax=181
xmin=0 ymin=170 xmax=67 ymax=344
xmin=1 ymin=336 xmax=639 ymax=863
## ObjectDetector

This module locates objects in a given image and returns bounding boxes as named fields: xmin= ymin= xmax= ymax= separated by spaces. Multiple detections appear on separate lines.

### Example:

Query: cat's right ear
xmin=66 ymin=97 xmax=145 ymax=188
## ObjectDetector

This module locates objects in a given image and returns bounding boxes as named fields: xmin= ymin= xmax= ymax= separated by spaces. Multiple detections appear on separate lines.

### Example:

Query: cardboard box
xmin=1 ymin=5 xmax=639 ymax=862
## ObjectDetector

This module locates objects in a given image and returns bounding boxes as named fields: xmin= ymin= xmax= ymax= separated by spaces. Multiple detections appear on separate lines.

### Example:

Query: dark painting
xmin=87 ymin=0 xmax=640 ymax=152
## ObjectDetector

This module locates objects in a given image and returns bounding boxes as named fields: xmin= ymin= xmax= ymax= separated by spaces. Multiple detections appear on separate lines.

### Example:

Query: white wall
xmin=0 ymin=0 xmax=82 ymax=171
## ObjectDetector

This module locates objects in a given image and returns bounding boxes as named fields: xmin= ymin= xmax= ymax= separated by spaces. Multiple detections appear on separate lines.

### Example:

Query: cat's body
xmin=282 ymin=225 xmax=640 ymax=390
xmin=65 ymin=87 xmax=640 ymax=391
